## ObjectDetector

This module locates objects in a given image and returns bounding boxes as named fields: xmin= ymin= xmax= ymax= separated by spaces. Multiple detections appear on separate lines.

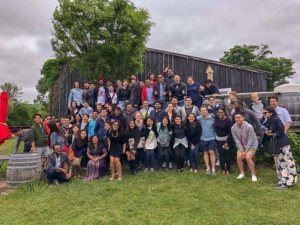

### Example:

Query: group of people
xmin=12 ymin=68 xmax=298 ymax=190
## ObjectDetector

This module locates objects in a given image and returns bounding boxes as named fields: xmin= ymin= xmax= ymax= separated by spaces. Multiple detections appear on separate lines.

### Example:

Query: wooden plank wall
xmin=51 ymin=49 xmax=271 ymax=117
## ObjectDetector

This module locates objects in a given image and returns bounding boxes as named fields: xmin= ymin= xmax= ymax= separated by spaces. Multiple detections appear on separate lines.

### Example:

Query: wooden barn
xmin=51 ymin=48 xmax=272 ymax=117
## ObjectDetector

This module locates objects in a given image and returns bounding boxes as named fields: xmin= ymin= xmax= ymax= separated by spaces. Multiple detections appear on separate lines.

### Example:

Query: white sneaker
xmin=252 ymin=175 xmax=258 ymax=182
xmin=237 ymin=173 xmax=245 ymax=179
xmin=216 ymin=160 xmax=220 ymax=166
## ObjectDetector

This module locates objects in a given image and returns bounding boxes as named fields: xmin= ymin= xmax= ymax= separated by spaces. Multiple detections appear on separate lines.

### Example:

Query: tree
xmin=220 ymin=45 xmax=295 ymax=90
xmin=0 ymin=82 xmax=23 ymax=103
xmin=51 ymin=0 xmax=153 ymax=81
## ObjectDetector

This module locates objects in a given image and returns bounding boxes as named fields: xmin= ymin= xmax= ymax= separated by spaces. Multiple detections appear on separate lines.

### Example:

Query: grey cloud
xmin=0 ymin=0 xmax=299 ymax=103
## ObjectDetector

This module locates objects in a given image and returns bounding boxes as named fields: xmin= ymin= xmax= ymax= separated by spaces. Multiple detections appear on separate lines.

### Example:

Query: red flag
xmin=0 ymin=91 xmax=11 ymax=145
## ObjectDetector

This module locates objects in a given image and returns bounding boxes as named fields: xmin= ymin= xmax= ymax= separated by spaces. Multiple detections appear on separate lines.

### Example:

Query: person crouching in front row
xmin=231 ymin=113 xmax=258 ymax=182
xmin=47 ymin=143 xmax=72 ymax=185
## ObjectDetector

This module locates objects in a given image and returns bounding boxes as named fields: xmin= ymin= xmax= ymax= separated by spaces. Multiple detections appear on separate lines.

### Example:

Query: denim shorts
xmin=200 ymin=140 xmax=217 ymax=152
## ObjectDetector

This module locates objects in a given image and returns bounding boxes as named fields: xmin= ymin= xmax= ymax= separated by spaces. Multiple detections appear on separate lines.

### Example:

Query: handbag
xmin=267 ymin=135 xmax=282 ymax=154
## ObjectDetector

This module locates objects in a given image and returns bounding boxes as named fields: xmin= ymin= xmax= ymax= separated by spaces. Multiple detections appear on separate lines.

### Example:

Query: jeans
xmin=36 ymin=146 xmax=51 ymax=157
xmin=190 ymin=143 xmax=200 ymax=169
xmin=145 ymin=149 xmax=155 ymax=169
xmin=174 ymin=144 xmax=186 ymax=169
xmin=23 ymin=144 xmax=31 ymax=153
xmin=159 ymin=146 xmax=170 ymax=168
xmin=47 ymin=168 xmax=68 ymax=184
xmin=136 ymin=148 xmax=145 ymax=168
xmin=216 ymin=140 xmax=232 ymax=172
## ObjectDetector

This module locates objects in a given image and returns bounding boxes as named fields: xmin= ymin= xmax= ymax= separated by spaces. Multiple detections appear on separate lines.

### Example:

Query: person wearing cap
xmin=203 ymin=79 xmax=219 ymax=97
xmin=12 ymin=128 xmax=32 ymax=153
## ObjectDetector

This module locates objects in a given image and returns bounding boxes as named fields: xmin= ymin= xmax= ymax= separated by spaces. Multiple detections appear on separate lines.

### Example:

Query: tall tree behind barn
xmin=51 ymin=48 xmax=272 ymax=117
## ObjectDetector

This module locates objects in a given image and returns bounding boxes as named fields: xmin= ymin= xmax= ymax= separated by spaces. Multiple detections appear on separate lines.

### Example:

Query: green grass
xmin=0 ymin=139 xmax=17 ymax=155
xmin=1 ymin=140 xmax=300 ymax=224
xmin=0 ymin=167 xmax=299 ymax=225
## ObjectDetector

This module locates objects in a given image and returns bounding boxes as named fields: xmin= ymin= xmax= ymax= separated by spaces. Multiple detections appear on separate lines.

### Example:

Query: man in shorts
xmin=231 ymin=113 xmax=258 ymax=182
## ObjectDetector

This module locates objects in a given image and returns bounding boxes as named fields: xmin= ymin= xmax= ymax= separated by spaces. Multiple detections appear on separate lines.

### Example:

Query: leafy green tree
xmin=0 ymin=82 xmax=23 ymax=103
xmin=220 ymin=45 xmax=295 ymax=90
xmin=51 ymin=0 xmax=153 ymax=81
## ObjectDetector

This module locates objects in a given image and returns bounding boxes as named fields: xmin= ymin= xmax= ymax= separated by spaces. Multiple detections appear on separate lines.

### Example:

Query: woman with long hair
xmin=68 ymin=100 xmax=79 ymax=119
xmin=144 ymin=116 xmax=158 ymax=172
xmin=264 ymin=107 xmax=298 ymax=190
xmin=157 ymin=116 xmax=172 ymax=170
xmin=166 ymin=103 xmax=177 ymax=123
xmin=84 ymin=135 xmax=108 ymax=181
xmin=171 ymin=116 xmax=188 ymax=172
xmin=134 ymin=112 xmax=146 ymax=169
xmin=214 ymin=108 xmax=234 ymax=175
xmin=49 ymin=121 xmax=64 ymax=150
xmin=125 ymin=120 xmax=141 ymax=175
xmin=72 ymin=113 xmax=82 ymax=127
xmin=72 ymin=129 xmax=88 ymax=177
xmin=108 ymin=121 xmax=126 ymax=180
xmin=186 ymin=113 xmax=202 ymax=172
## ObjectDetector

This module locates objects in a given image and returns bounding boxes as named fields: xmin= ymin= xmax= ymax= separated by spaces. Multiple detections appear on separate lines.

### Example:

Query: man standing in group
xmin=231 ymin=113 xmax=258 ymax=182
xmin=269 ymin=96 xmax=292 ymax=133
xmin=129 ymin=78 xmax=141 ymax=109
xmin=203 ymin=79 xmax=219 ymax=96
xmin=68 ymin=81 xmax=83 ymax=108
xmin=47 ymin=144 xmax=72 ymax=185
xmin=96 ymin=76 xmax=108 ymax=106
xmin=31 ymin=114 xmax=51 ymax=156
xmin=140 ymin=100 xmax=154 ymax=119
xmin=179 ymin=96 xmax=200 ymax=122
xmin=154 ymin=74 xmax=169 ymax=110
xmin=150 ymin=101 xmax=167 ymax=123
xmin=169 ymin=75 xmax=186 ymax=107
xmin=250 ymin=93 xmax=266 ymax=120
xmin=186 ymin=76 xmax=203 ymax=108
xmin=12 ymin=128 xmax=32 ymax=153
xmin=141 ymin=79 xmax=155 ymax=107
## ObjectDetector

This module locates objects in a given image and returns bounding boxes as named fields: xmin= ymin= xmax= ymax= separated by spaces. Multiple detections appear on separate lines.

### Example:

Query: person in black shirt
xmin=203 ymin=79 xmax=219 ymax=96
xmin=169 ymin=75 xmax=186 ymax=107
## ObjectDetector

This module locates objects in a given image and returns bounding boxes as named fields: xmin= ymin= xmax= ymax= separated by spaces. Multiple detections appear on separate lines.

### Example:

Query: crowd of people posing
xmin=12 ymin=68 xmax=298 ymax=190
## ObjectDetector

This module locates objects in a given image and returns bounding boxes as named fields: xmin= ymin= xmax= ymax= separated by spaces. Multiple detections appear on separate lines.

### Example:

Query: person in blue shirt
xmin=79 ymin=101 xmax=93 ymax=118
xmin=68 ymin=81 xmax=83 ymax=108
xmin=87 ymin=111 xmax=98 ymax=138
xmin=197 ymin=106 xmax=217 ymax=175
xmin=186 ymin=76 xmax=203 ymax=108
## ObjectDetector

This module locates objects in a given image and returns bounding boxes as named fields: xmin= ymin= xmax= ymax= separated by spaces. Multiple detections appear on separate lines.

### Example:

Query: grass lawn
xmin=0 ymin=140 xmax=300 ymax=225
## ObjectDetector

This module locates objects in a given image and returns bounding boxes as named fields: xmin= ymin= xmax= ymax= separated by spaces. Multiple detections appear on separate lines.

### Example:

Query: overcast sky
xmin=0 ymin=0 xmax=299 ymax=102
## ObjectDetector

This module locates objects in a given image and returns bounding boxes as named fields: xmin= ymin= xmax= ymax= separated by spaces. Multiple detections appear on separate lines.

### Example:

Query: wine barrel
xmin=6 ymin=153 xmax=41 ymax=187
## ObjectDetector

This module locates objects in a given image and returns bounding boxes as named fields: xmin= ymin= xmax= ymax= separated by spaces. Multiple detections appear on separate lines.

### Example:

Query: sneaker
xmin=251 ymin=175 xmax=258 ymax=182
xmin=117 ymin=177 xmax=122 ymax=181
xmin=150 ymin=168 xmax=154 ymax=172
xmin=190 ymin=168 xmax=193 ymax=172
xmin=216 ymin=160 xmax=220 ymax=166
xmin=176 ymin=169 xmax=181 ymax=172
xmin=275 ymin=185 xmax=288 ymax=190
xmin=237 ymin=173 xmax=245 ymax=179
xmin=180 ymin=168 xmax=184 ymax=172
xmin=53 ymin=180 xmax=59 ymax=185
xmin=162 ymin=162 xmax=166 ymax=168
xmin=211 ymin=170 xmax=216 ymax=175
xmin=109 ymin=176 xmax=114 ymax=181
xmin=144 ymin=168 xmax=148 ymax=173
xmin=194 ymin=169 xmax=198 ymax=173
xmin=205 ymin=169 xmax=211 ymax=175
xmin=169 ymin=162 xmax=173 ymax=169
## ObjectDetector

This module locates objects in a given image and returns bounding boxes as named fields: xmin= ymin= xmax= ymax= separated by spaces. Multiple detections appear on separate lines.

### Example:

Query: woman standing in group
xmin=72 ymin=129 xmax=88 ymax=177
xmin=49 ymin=121 xmax=64 ymax=150
xmin=214 ymin=108 xmax=234 ymax=175
xmin=117 ymin=79 xmax=130 ymax=111
xmin=68 ymin=100 xmax=79 ymax=119
xmin=108 ymin=121 xmax=126 ymax=180
xmin=157 ymin=116 xmax=172 ymax=170
xmin=264 ymin=107 xmax=298 ymax=190
xmin=166 ymin=103 xmax=177 ymax=123
xmin=144 ymin=116 xmax=158 ymax=172
xmin=171 ymin=116 xmax=188 ymax=172
xmin=186 ymin=113 xmax=201 ymax=172
xmin=72 ymin=114 xmax=82 ymax=127
xmin=84 ymin=135 xmax=108 ymax=181
xmin=135 ymin=112 xmax=146 ymax=169
xmin=125 ymin=120 xmax=141 ymax=175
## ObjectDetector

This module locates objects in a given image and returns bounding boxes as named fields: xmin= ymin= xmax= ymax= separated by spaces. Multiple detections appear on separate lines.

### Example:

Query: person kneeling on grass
xmin=47 ymin=144 xmax=72 ymax=185
xmin=231 ymin=113 xmax=258 ymax=182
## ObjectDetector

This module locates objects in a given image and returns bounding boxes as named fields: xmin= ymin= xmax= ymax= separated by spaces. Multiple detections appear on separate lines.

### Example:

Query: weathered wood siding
xmin=141 ymin=48 xmax=271 ymax=93
xmin=51 ymin=48 xmax=271 ymax=117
